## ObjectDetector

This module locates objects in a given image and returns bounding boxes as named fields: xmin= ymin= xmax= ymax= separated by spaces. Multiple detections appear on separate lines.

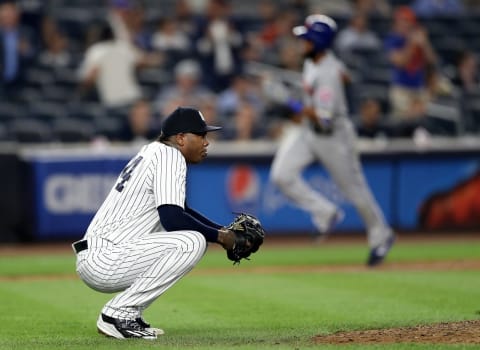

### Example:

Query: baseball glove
xmin=226 ymin=213 xmax=265 ymax=264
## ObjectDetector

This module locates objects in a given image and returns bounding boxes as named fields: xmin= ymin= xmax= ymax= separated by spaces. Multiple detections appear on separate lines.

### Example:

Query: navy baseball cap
xmin=161 ymin=107 xmax=222 ymax=137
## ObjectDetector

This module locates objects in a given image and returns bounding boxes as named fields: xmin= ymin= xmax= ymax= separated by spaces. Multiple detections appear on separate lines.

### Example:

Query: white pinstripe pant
xmin=75 ymin=231 xmax=207 ymax=319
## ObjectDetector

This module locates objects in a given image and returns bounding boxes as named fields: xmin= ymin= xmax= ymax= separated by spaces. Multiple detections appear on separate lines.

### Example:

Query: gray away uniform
xmin=270 ymin=51 xmax=392 ymax=248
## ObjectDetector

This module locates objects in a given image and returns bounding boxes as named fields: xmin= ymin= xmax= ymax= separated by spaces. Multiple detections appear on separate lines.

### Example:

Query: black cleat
xmin=97 ymin=313 xmax=157 ymax=339
xmin=136 ymin=316 xmax=165 ymax=335
xmin=367 ymin=234 xmax=396 ymax=267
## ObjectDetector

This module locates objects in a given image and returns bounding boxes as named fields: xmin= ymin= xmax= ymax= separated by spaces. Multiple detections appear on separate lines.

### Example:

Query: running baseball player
xmin=72 ymin=107 xmax=264 ymax=339
xmin=270 ymin=14 xmax=395 ymax=266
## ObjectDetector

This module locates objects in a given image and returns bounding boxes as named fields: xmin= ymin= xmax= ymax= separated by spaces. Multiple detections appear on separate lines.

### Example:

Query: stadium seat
xmin=368 ymin=16 xmax=391 ymax=38
xmin=424 ymin=95 xmax=462 ymax=136
xmin=67 ymin=102 xmax=106 ymax=122
xmin=16 ymin=87 xmax=44 ymax=104
xmin=0 ymin=103 xmax=27 ymax=123
xmin=51 ymin=7 xmax=95 ymax=42
xmin=53 ymin=67 xmax=80 ymax=90
xmin=94 ymin=116 xmax=124 ymax=140
xmin=420 ymin=18 xmax=450 ymax=37
xmin=457 ymin=16 xmax=480 ymax=36
xmin=23 ymin=67 xmax=56 ymax=89
xmin=41 ymin=84 xmax=72 ymax=103
xmin=8 ymin=119 xmax=53 ymax=143
xmin=137 ymin=67 xmax=172 ymax=90
xmin=339 ymin=51 xmax=367 ymax=72
xmin=0 ymin=124 xmax=7 ymax=141
xmin=463 ymin=98 xmax=480 ymax=133
xmin=350 ymin=47 xmax=382 ymax=61
xmin=360 ymin=68 xmax=391 ymax=86
xmin=27 ymin=102 xmax=66 ymax=123
xmin=352 ymin=83 xmax=391 ymax=114
xmin=424 ymin=15 xmax=461 ymax=34
xmin=51 ymin=118 xmax=95 ymax=143
xmin=431 ymin=36 xmax=466 ymax=65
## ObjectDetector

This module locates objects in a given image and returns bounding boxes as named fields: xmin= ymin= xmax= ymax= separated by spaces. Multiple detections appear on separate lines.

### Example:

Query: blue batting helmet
xmin=292 ymin=14 xmax=337 ymax=52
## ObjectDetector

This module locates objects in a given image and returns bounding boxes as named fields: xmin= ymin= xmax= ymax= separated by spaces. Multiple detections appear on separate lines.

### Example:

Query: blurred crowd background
xmin=1 ymin=0 xmax=480 ymax=144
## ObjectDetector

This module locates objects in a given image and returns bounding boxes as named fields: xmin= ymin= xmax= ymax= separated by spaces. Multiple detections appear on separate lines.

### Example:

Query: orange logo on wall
xmin=419 ymin=171 xmax=480 ymax=230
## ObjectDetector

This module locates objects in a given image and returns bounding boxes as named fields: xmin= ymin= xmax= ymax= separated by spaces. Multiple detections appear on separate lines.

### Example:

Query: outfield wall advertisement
xmin=23 ymin=152 xmax=480 ymax=239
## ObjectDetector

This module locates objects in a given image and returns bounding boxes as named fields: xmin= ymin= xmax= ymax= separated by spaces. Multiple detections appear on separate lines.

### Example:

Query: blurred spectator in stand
xmin=197 ymin=97 xmax=221 ymax=140
xmin=463 ymin=0 xmax=480 ymax=13
xmin=412 ymin=0 xmax=465 ymax=17
xmin=77 ymin=21 xmax=161 ymax=109
xmin=77 ymin=25 xmax=142 ymax=108
xmin=151 ymin=16 xmax=191 ymax=67
xmin=425 ymin=65 xmax=456 ymax=101
xmin=217 ymin=74 xmax=259 ymax=116
xmin=393 ymin=65 xmax=459 ymax=137
xmin=353 ymin=0 xmax=391 ymax=17
xmin=0 ymin=1 xmax=34 ymax=99
xmin=255 ymin=7 xmax=298 ymax=66
xmin=195 ymin=0 xmax=244 ymax=92
xmin=238 ymin=39 xmax=263 ymax=71
xmin=223 ymin=101 xmax=259 ymax=140
xmin=154 ymin=58 xmax=215 ymax=118
xmin=241 ymin=0 xmax=276 ymax=65
xmin=255 ymin=1 xmax=293 ymax=46
xmin=287 ymin=0 xmax=309 ymax=19
xmin=307 ymin=0 xmax=353 ymax=17
xmin=118 ymin=99 xmax=159 ymax=143
xmin=108 ymin=0 xmax=158 ymax=52
xmin=255 ymin=1 xmax=281 ymax=49
xmin=277 ymin=39 xmax=303 ymax=71
xmin=173 ymin=0 xmax=197 ymax=38
xmin=151 ymin=17 xmax=190 ymax=53
xmin=17 ymin=0 xmax=43 ymax=33
xmin=355 ymin=98 xmax=393 ymax=138
xmin=422 ymin=65 xmax=461 ymax=135
xmin=384 ymin=6 xmax=437 ymax=121
xmin=108 ymin=0 xmax=136 ymax=42
xmin=128 ymin=4 xmax=152 ymax=51
xmin=451 ymin=50 xmax=479 ymax=94
xmin=38 ymin=23 xmax=71 ymax=69
xmin=335 ymin=13 xmax=381 ymax=56
xmin=217 ymin=73 xmax=266 ymax=140
xmin=108 ymin=0 xmax=164 ymax=57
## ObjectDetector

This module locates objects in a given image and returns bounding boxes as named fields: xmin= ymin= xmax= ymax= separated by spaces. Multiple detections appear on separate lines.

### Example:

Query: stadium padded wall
xmin=11 ymin=145 xmax=480 ymax=240
xmin=0 ymin=151 xmax=30 ymax=242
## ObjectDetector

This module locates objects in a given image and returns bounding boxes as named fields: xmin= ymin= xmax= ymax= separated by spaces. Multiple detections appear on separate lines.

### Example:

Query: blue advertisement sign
xmin=27 ymin=156 xmax=394 ymax=239
xmin=188 ymin=159 xmax=394 ymax=233
xmin=29 ymin=152 xmax=479 ymax=239
xmin=396 ymin=157 xmax=480 ymax=230
xmin=30 ymin=158 xmax=128 ymax=239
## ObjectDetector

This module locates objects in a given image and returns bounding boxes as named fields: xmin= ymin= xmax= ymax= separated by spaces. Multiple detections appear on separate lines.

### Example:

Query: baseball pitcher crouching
xmin=72 ymin=107 xmax=265 ymax=340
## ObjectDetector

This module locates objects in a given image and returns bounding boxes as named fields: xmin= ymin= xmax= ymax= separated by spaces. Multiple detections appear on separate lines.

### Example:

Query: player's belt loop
xmin=72 ymin=240 xmax=88 ymax=254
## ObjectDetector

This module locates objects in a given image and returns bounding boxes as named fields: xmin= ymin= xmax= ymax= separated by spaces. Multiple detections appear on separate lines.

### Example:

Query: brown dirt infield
xmin=314 ymin=320 xmax=480 ymax=345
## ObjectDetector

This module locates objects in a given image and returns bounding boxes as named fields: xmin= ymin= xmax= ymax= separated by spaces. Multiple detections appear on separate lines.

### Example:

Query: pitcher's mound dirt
xmin=314 ymin=320 xmax=480 ymax=344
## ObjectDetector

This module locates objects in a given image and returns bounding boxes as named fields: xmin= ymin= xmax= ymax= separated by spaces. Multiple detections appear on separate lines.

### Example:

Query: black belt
xmin=72 ymin=240 xmax=88 ymax=254
xmin=312 ymin=122 xmax=333 ymax=135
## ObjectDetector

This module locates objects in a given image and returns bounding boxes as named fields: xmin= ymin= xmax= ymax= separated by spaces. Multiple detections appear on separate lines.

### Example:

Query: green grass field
xmin=0 ymin=236 xmax=479 ymax=350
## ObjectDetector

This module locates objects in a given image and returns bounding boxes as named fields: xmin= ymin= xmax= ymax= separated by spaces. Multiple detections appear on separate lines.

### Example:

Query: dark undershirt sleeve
xmin=185 ymin=204 xmax=223 ymax=229
xmin=158 ymin=204 xmax=219 ymax=242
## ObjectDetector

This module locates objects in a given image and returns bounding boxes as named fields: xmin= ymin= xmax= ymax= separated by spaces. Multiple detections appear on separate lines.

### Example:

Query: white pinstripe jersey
xmin=303 ymin=51 xmax=349 ymax=123
xmin=84 ymin=141 xmax=186 ymax=244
